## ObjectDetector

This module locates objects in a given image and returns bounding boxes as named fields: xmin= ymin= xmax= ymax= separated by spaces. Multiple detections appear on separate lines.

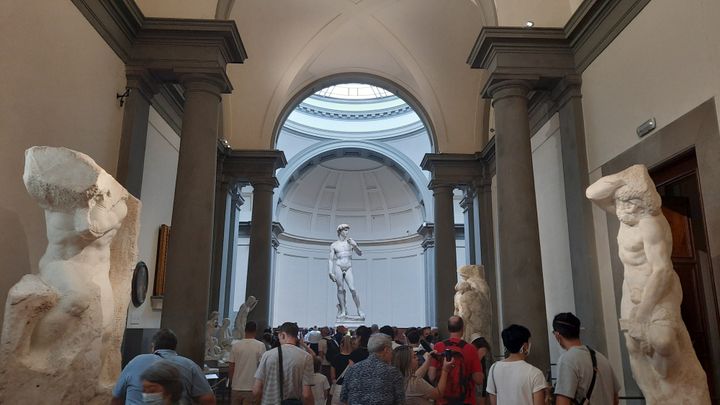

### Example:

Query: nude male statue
xmin=328 ymin=224 xmax=364 ymax=319
xmin=586 ymin=164 xmax=710 ymax=404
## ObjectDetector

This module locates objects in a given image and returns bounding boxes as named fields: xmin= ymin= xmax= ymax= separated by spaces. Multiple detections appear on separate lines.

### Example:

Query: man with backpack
xmin=552 ymin=313 xmax=620 ymax=405
xmin=429 ymin=316 xmax=484 ymax=405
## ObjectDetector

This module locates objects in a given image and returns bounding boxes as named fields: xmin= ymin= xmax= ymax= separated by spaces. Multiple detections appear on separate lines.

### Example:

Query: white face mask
xmin=142 ymin=392 xmax=165 ymax=405
xmin=523 ymin=343 xmax=532 ymax=357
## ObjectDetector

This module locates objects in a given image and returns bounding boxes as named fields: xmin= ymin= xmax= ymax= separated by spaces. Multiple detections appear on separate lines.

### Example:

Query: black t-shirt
xmin=349 ymin=347 xmax=369 ymax=364
xmin=331 ymin=353 xmax=352 ymax=376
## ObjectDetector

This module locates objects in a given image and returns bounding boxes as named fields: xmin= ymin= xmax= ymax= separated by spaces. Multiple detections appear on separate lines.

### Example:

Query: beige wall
xmin=494 ymin=0 xmax=575 ymax=27
xmin=0 ymin=0 xmax=125 ymax=330
xmin=582 ymin=0 xmax=720 ymax=172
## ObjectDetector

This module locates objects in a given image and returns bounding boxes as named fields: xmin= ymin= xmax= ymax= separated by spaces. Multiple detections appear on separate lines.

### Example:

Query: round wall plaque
xmin=131 ymin=261 xmax=149 ymax=307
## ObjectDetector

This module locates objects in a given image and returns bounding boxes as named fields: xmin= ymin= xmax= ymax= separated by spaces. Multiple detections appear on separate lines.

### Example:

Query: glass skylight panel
xmin=315 ymin=83 xmax=393 ymax=100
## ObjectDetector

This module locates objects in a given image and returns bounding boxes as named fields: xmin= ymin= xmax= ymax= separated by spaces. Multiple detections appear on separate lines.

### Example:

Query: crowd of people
xmin=112 ymin=312 xmax=619 ymax=405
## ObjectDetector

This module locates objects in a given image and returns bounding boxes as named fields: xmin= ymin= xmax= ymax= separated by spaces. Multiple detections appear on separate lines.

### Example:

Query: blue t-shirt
xmin=112 ymin=353 xmax=160 ymax=404
xmin=112 ymin=350 xmax=214 ymax=404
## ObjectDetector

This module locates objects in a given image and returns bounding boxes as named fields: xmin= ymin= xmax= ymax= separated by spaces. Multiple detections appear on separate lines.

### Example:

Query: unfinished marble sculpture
xmin=233 ymin=295 xmax=258 ymax=339
xmin=205 ymin=311 xmax=222 ymax=360
xmin=453 ymin=265 xmax=492 ymax=344
xmin=587 ymin=164 xmax=710 ymax=404
xmin=0 ymin=146 xmax=140 ymax=405
xmin=217 ymin=318 xmax=233 ymax=350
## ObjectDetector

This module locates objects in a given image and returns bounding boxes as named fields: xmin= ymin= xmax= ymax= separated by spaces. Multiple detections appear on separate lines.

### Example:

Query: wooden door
xmin=651 ymin=152 xmax=716 ymax=399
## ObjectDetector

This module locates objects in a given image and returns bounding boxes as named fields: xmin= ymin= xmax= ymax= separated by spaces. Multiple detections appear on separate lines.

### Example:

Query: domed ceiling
xmin=277 ymin=156 xmax=424 ymax=241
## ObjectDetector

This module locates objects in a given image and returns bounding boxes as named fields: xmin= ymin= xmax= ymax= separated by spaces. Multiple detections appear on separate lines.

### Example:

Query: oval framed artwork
xmin=131 ymin=261 xmax=149 ymax=307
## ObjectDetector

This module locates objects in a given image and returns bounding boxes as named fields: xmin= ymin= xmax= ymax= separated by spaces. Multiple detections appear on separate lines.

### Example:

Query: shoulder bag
xmin=278 ymin=344 xmax=303 ymax=405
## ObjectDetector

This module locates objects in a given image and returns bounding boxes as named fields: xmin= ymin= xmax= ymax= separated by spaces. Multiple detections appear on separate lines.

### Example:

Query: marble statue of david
xmin=328 ymin=224 xmax=365 ymax=320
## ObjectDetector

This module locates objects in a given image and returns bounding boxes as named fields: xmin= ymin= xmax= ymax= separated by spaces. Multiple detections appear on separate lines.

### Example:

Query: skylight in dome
xmin=315 ymin=83 xmax=394 ymax=100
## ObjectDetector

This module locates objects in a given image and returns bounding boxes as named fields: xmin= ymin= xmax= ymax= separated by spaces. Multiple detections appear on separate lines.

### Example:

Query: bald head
xmin=448 ymin=316 xmax=464 ymax=334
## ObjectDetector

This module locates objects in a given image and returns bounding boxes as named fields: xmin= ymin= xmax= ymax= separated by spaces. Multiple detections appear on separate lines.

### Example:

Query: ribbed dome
xmin=277 ymin=157 xmax=424 ymax=241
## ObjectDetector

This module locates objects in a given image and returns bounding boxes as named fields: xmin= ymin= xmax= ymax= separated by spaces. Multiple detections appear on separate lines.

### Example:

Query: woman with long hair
xmin=329 ymin=335 xmax=355 ymax=405
xmin=392 ymin=345 xmax=453 ymax=405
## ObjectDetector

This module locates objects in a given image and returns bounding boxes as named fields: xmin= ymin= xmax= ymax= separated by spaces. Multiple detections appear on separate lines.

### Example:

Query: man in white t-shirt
xmin=552 ymin=313 xmax=620 ymax=405
xmin=229 ymin=321 xmax=266 ymax=405
xmin=486 ymin=324 xmax=547 ymax=405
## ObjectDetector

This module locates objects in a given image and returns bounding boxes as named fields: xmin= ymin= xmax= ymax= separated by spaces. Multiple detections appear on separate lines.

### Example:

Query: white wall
xmin=582 ymin=0 xmax=720 ymax=172
xmin=126 ymin=108 xmax=180 ymax=329
xmin=531 ymin=115 xmax=575 ymax=364
xmin=272 ymin=238 xmax=426 ymax=327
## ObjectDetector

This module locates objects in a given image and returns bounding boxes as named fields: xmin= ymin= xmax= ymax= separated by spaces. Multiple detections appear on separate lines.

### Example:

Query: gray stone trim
xmin=566 ymin=0 xmax=652 ymax=72
xmin=71 ymin=0 xmax=143 ymax=62
xmin=150 ymin=84 xmax=184 ymax=135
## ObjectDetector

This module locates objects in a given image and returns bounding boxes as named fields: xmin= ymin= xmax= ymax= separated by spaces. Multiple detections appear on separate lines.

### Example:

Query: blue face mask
xmin=142 ymin=392 xmax=165 ymax=405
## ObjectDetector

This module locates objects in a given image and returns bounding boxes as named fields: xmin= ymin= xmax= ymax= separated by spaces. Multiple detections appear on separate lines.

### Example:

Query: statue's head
xmin=458 ymin=264 xmax=485 ymax=280
xmin=246 ymin=295 xmax=257 ymax=305
xmin=23 ymin=146 xmax=129 ymax=238
xmin=337 ymin=224 xmax=350 ymax=237
xmin=613 ymin=165 xmax=662 ymax=224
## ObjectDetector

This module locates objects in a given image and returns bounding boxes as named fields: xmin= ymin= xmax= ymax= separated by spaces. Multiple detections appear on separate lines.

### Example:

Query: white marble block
xmin=454 ymin=264 xmax=492 ymax=344
xmin=0 ymin=146 xmax=141 ymax=404
xmin=587 ymin=164 xmax=710 ymax=404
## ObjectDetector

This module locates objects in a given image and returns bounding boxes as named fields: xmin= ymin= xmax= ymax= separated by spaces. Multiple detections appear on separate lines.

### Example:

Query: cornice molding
xmin=565 ymin=0 xmax=651 ymax=72
xmin=222 ymin=149 xmax=287 ymax=184
xmin=73 ymin=0 xmax=246 ymax=94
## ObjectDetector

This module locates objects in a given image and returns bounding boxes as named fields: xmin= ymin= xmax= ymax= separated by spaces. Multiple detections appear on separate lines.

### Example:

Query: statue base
xmin=335 ymin=315 xmax=365 ymax=328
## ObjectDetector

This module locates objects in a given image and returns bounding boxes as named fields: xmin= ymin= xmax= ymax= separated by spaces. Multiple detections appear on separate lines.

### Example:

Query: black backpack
xmin=323 ymin=336 xmax=340 ymax=364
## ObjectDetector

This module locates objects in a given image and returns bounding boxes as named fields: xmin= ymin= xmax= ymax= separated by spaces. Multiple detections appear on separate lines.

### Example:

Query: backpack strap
xmin=584 ymin=346 xmax=598 ymax=403
xmin=278 ymin=345 xmax=285 ymax=400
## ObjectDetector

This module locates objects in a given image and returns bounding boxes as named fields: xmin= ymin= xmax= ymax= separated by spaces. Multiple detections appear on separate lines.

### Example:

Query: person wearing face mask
xmin=552 ymin=313 xmax=620 ymax=405
xmin=112 ymin=329 xmax=215 ymax=405
xmin=486 ymin=324 xmax=547 ymax=405
xmin=140 ymin=360 xmax=188 ymax=405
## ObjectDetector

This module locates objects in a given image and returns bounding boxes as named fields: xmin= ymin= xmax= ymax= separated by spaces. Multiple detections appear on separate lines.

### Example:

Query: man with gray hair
xmin=340 ymin=333 xmax=405 ymax=404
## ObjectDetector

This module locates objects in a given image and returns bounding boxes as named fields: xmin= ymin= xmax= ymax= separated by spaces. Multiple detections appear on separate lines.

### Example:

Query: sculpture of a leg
xmin=344 ymin=270 xmax=364 ymax=318
xmin=335 ymin=267 xmax=346 ymax=317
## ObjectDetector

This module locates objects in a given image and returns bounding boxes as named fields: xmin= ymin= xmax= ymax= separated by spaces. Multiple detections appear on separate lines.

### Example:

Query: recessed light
xmin=525 ymin=20 xmax=535 ymax=28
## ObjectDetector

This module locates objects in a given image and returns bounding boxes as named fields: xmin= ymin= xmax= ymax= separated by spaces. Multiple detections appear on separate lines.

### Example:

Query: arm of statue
xmin=586 ymin=173 xmax=625 ymax=213
xmin=247 ymin=297 xmax=258 ymax=312
xmin=328 ymin=246 xmax=337 ymax=282
xmin=634 ymin=217 xmax=674 ymax=323
xmin=348 ymin=238 xmax=362 ymax=256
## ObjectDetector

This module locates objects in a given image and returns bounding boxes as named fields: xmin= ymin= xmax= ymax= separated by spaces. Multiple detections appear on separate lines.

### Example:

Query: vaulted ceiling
xmin=133 ymin=0 xmax=577 ymax=152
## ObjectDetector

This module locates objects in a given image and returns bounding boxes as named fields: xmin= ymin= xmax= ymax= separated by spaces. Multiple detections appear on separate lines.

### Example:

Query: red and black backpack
xmin=442 ymin=339 xmax=468 ymax=405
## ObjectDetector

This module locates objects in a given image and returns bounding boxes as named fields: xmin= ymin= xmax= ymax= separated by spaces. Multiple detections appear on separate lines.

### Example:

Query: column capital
xmin=271 ymin=222 xmax=285 ymax=249
xmin=250 ymin=177 xmax=280 ymax=190
xmin=487 ymin=80 xmax=533 ymax=104
xmin=421 ymin=153 xmax=482 ymax=189
xmin=125 ymin=67 xmax=160 ymax=101
xmin=223 ymin=149 xmax=287 ymax=185
xmin=417 ymin=222 xmax=435 ymax=250
xmin=179 ymin=73 xmax=226 ymax=101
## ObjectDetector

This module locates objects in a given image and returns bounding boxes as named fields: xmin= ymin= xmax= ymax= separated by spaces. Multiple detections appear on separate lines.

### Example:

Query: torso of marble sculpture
xmin=453 ymin=264 xmax=492 ymax=344
xmin=233 ymin=295 xmax=257 ymax=339
xmin=586 ymin=164 xmax=710 ymax=404
xmin=0 ymin=146 xmax=140 ymax=405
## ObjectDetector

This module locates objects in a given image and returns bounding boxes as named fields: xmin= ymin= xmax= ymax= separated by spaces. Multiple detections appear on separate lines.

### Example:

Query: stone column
xmin=556 ymin=78 xmax=606 ymax=351
xmin=161 ymin=74 xmax=224 ymax=365
xmin=116 ymin=69 xmax=157 ymax=198
xmin=418 ymin=223 xmax=436 ymax=327
xmin=460 ymin=188 xmax=477 ymax=265
xmin=473 ymin=177 xmax=500 ymax=354
xmin=245 ymin=179 xmax=278 ymax=332
xmin=489 ymin=79 xmax=549 ymax=371
xmin=430 ymin=182 xmax=457 ymax=334
xmin=209 ymin=174 xmax=230 ymax=315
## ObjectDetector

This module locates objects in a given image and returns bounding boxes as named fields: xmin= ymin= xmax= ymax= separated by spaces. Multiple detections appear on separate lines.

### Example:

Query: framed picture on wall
xmin=153 ymin=224 xmax=170 ymax=297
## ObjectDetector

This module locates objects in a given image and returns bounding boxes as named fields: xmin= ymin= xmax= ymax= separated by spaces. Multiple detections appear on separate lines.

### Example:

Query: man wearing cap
xmin=552 ymin=313 xmax=620 ymax=405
